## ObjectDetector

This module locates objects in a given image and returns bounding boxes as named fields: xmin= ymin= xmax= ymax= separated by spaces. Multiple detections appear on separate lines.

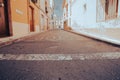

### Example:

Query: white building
xmin=49 ymin=0 xmax=55 ymax=30
xmin=63 ymin=0 xmax=120 ymax=45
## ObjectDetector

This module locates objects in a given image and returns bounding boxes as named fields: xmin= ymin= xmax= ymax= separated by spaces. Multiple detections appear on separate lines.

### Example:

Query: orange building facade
xmin=0 ymin=0 xmax=55 ymax=38
xmin=12 ymin=0 xmax=40 ymax=37
xmin=0 ymin=0 xmax=54 ymax=38
xmin=10 ymin=0 xmax=30 ymax=37
xmin=39 ymin=0 xmax=54 ymax=31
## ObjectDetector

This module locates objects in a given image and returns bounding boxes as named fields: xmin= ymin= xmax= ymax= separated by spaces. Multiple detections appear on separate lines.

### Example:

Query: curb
xmin=64 ymin=30 xmax=120 ymax=46
xmin=0 ymin=32 xmax=40 ymax=48
xmin=0 ymin=30 xmax=59 ymax=48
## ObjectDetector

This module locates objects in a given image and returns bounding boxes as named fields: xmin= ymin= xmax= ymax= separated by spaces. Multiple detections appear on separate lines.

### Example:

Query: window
xmin=105 ymin=0 xmax=109 ymax=15
xmin=45 ymin=1 xmax=48 ymax=14
xmin=97 ymin=0 xmax=119 ymax=22
xmin=31 ymin=0 xmax=37 ymax=3
xmin=105 ymin=0 xmax=119 ymax=20
xmin=45 ymin=7 xmax=48 ymax=13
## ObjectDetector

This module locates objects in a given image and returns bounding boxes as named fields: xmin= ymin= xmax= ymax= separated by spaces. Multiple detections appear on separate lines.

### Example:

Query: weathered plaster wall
xmin=71 ymin=0 xmax=120 ymax=29
xmin=71 ymin=0 xmax=96 ymax=29
xmin=70 ymin=0 xmax=120 ymax=44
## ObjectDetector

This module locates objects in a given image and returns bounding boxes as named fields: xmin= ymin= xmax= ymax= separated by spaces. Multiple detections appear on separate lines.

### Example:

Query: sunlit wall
xmin=71 ymin=0 xmax=96 ymax=30
xmin=70 ymin=0 xmax=120 ymax=30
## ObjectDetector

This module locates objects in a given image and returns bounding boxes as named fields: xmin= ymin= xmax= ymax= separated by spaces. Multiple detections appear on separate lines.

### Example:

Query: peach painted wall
xmin=10 ymin=0 xmax=28 ymax=24
xmin=10 ymin=0 xmax=29 ymax=36
xmin=29 ymin=1 xmax=40 ymax=32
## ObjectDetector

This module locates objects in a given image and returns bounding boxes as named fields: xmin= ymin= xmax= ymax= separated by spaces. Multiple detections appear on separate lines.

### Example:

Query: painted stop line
xmin=0 ymin=52 xmax=120 ymax=60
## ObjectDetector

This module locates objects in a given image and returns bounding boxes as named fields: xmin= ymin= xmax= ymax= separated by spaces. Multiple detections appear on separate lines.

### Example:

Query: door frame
xmin=0 ymin=0 xmax=11 ymax=37
xmin=29 ymin=6 xmax=35 ymax=32
xmin=4 ymin=0 xmax=10 ymax=36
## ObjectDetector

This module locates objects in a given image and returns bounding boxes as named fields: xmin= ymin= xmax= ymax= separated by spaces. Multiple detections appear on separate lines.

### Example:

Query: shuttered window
xmin=105 ymin=0 xmax=118 ymax=20
xmin=97 ymin=0 xmax=119 ymax=22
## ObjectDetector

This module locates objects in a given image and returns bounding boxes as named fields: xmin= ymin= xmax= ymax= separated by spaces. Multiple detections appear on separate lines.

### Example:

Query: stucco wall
xmin=70 ymin=0 xmax=120 ymax=44
xmin=71 ymin=0 xmax=120 ymax=29
xmin=10 ymin=0 xmax=29 ymax=36
xmin=12 ymin=22 xmax=29 ymax=37
xmin=40 ymin=0 xmax=45 ymax=13
xmin=10 ymin=0 xmax=41 ymax=36
xmin=10 ymin=0 xmax=28 ymax=24
xmin=71 ymin=0 xmax=96 ymax=29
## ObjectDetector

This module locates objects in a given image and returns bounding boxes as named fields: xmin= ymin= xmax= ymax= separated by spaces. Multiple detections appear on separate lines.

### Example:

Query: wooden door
xmin=64 ymin=21 xmax=68 ymax=30
xmin=0 ymin=0 xmax=7 ymax=37
xmin=29 ymin=7 xmax=34 ymax=32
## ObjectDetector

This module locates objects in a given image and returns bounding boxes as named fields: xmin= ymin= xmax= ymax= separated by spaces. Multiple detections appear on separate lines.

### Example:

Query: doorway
xmin=41 ymin=15 xmax=44 ymax=31
xmin=29 ymin=7 xmax=34 ymax=32
xmin=64 ymin=20 xmax=68 ymax=30
xmin=0 ymin=0 xmax=10 ymax=37
xmin=47 ymin=19 xmax=49 ymax=30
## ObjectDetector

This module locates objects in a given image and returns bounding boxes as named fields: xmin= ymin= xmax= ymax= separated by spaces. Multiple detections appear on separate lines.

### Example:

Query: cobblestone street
xmin=0 ymin=30 xmax=120 ymax=80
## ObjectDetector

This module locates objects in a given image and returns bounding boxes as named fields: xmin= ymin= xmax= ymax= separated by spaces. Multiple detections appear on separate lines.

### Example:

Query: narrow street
xmin=0 ymin=30 xmax=120 ymax=80
xmin=1 ymin=0 xmax=120 ymax=80
xmin=0 ymin=29 xmax=120 ymax=54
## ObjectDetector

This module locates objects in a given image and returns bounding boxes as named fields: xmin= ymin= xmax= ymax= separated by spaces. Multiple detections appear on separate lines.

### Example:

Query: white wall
xmin=69 ymin=0 xmax=120 ymax=44
xmin=71 ymin=0 xmax=120 ymax=29
xmin=118 ymin=0 xmax=120 ymax=16
xmin=71 ymin=0 xmax=97 ymax=30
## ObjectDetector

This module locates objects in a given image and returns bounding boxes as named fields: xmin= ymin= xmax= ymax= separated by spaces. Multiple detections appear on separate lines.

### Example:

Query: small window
xmin=105 ymin=0 xmax=109 ymax=15
xmin=97 ymin=0 xmax=119 ymax=22
xmin=105 ymin=0 xmax=119 ymax=20
xmin=31 ymin=0 xmax=37 ymax=3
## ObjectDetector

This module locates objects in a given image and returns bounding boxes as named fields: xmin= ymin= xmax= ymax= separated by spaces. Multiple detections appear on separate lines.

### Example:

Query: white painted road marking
xmin=0 ymin=52 xmax=120 ymax=60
